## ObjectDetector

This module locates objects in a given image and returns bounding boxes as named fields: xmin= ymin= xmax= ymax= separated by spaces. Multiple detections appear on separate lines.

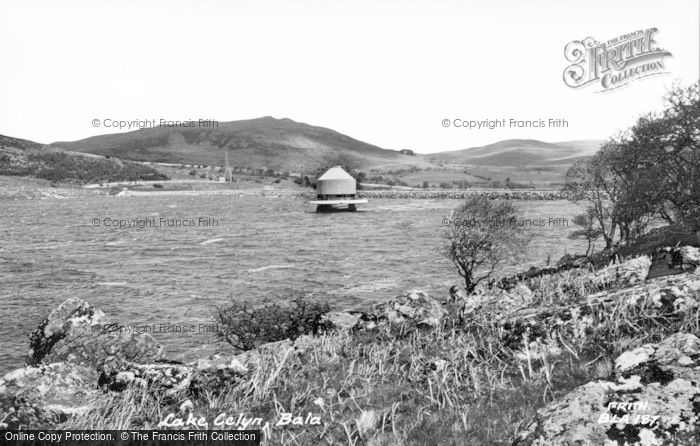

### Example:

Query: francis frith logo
xmin=563 ymin=28 xmax=672 ymax=92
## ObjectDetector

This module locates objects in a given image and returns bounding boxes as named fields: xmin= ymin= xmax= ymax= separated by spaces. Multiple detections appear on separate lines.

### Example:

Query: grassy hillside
xmin=427 ymin=139 xmax=603 ymax=166
xmin=0 ymin=134 xmax=168 ymax=184
xmin=50 ymin=117 xmax=428 ymax=173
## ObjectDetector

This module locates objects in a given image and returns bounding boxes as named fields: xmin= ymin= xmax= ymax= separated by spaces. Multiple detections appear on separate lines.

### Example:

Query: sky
xmin=0 ymin=0 xmax=698 ymax=153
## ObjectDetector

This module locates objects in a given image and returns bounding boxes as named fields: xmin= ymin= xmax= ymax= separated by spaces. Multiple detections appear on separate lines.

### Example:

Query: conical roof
xmin=318 ymin=166 xmax=354 ymax=181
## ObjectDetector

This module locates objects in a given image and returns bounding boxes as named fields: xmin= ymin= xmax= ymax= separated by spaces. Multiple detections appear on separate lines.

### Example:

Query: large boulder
xmin=361 ymin=291 xmax=448 ymax=329
xmin=0 ymin=363 xmax=99 ymax=429
xmin=322 ymin=311 xmax=361 ymax=331
xmin=514 ymin=332 xmax=700 ymax=445
xmin=26 ymin=298 xmax=164 ymax=371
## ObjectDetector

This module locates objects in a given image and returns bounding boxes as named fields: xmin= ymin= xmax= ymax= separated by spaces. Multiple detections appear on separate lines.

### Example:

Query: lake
xmin=0 ymin=195 xmax=584 ymax=374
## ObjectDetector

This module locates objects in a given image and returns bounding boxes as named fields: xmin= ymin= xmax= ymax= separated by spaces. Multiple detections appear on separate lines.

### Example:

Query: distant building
xmin=309 ymin=166 xmax=367 ymax=212
xmin=316 ymin=166 xmax=356 ymax=199
xmin=399 ymin=149 xmax=415 ymax=155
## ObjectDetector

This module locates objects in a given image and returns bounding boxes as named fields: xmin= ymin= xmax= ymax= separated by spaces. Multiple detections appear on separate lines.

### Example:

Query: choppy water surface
xmin=0 ymin=195 xmax=584 ymax=373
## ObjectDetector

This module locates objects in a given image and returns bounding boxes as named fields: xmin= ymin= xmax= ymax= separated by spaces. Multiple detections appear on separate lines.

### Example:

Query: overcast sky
xmin=0 ymin=0 xmax=697 ymax=153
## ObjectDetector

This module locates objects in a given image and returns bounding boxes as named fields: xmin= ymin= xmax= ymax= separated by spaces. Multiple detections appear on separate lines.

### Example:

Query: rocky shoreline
xmin=2 ymin=246 xmax=699 ymax=444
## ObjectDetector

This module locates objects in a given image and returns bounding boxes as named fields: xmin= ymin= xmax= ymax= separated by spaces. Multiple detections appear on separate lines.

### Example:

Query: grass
xmin=62 ymin=325 xmax=598 ymax=445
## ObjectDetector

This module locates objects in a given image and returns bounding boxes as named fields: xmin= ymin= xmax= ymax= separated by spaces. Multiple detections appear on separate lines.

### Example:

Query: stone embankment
xmin=357 ymin=189 xmax=568 ymax=200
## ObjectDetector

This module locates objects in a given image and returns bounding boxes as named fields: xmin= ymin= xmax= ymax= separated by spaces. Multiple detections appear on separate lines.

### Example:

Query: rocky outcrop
xmin=359 ymin=290 xmax=448 ymax=329
xmin=588 ymin=255 xmax=652 ymax=288
xmin=101 ymin=361 xmax=194 ymax=395
xmin=494 ymin=272 xmax=699 ymax=359
xmin=514 ymin=332 xmax=700 ymax=445
xmin=26 ymin=297 xmax=163 ymax=370
xmin=497 ymin=255 xmax=651 ymax=293
xmin=0 ymin=362 xmax=99 ymax=429
xmin=101 ymin=355 xmax=251 ymax=396
xmin=320 ymin=291 xmax=450 ymax=332
xmin=322 ymin=311 xmax=362 ymax=331
xmin=1 ymin=298 xmax=256 ymax=428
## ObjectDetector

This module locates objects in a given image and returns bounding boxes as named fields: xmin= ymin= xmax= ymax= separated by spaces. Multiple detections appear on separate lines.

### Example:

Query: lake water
xmin=0 ymin=195 xmax=584 ymax=374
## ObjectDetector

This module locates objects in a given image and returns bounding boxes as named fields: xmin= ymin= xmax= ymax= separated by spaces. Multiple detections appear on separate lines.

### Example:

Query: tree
xmin=609 ymin=83 xmax=699 ymax=231
xmin=568 ymin=209 xmax=604 ymax=256
xmin=443 ymin=196 xmax=530 ymax=293
xmin=355 ymin=171 xmax=366 ymax=190
xmin=422 ymin=181 xmax=430 ymax=189
xmin=564 ymin=82 xmax=699 ymax=251
xmin=563 ymin=147 xmax=622 ymax=249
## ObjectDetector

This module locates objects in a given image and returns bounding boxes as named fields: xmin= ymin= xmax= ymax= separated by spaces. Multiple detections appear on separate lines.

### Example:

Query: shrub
xmin=215 ymin=294 xmax=331 ymax=351
xmin=444 ymin=196 xmax=530 ymax=293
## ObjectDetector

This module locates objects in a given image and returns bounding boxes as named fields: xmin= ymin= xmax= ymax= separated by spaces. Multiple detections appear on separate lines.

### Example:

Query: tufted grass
xmin=62 ymin=322 xmax=604 ymax=445
xmin=59 ymin=260 xmax=699 ymax=445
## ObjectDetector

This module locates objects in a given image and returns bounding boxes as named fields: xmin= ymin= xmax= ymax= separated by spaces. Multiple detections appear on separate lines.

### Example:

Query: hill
xmin=427 ymin=139 xmax=603 ymax=166
xmin=0 ymin=134 xmax=168 ymax=184
xmin=50 ymin=117 xmax=425 ymax=173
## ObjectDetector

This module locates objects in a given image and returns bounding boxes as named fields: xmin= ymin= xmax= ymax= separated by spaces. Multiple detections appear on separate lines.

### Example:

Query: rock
xmin=364 ymin=291 xmax=448 ymax=328
xmin=233 ymin=335 xmax=321 ymax=371
xmin=498 ymin=273 xmax=700 ymax=359
xmin=514 ymin=332 xmax=700 ymax=445
xmin=0 ymin=363 xmax=99 ymax=429
xmin=235 ymin=339 xmax=294 ymax=369
xmin=27 ymin=298 xmax=164 ymax=372
xmin=27 ymin=297 xmax=106 ymax=365
xmin=192 ymin=355 xmax=248 ymax=375
xmin=188 ymin=355 xmax=249 ymax=395
xmin=589 ymin=255 xmax=652 ymax=288
xmin=512 ymin=283 xmax=534 ymax=301
xmin=448 ymin=286 xmax=469 ymax=304
xmin=101 ymin=361 xmax=192 ymax=395
xmin=179 ymin=399 xmax=194 ymax=414
xmin=291 ymin=334 xmax=319 ymax=353
xmin=680 ymin=246 xmax=700 ymax=271
xmin=322 ymin=311 xmax=361 ymax=331
xmin=102 ymin=354 xmax=252 ymax=397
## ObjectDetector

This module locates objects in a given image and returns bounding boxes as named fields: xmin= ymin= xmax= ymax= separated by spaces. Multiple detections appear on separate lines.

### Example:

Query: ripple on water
xmin=0 ymin=196 xmax=584 ymax=374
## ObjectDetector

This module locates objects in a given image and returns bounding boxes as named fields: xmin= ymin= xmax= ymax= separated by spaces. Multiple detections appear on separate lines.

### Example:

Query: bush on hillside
xmin=215 ymin=294 xmax=332 ymax=351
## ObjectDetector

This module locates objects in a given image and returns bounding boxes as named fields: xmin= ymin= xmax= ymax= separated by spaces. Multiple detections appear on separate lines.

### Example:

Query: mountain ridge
xmin=427 ymin=138 xmax=603 ymax=166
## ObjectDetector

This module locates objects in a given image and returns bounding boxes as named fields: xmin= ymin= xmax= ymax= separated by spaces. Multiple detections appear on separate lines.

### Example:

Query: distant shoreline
xmin=106 ymin=187 xmax=569 ymax=200
xmin=0 ymin=176 xmax=570 ymax=201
